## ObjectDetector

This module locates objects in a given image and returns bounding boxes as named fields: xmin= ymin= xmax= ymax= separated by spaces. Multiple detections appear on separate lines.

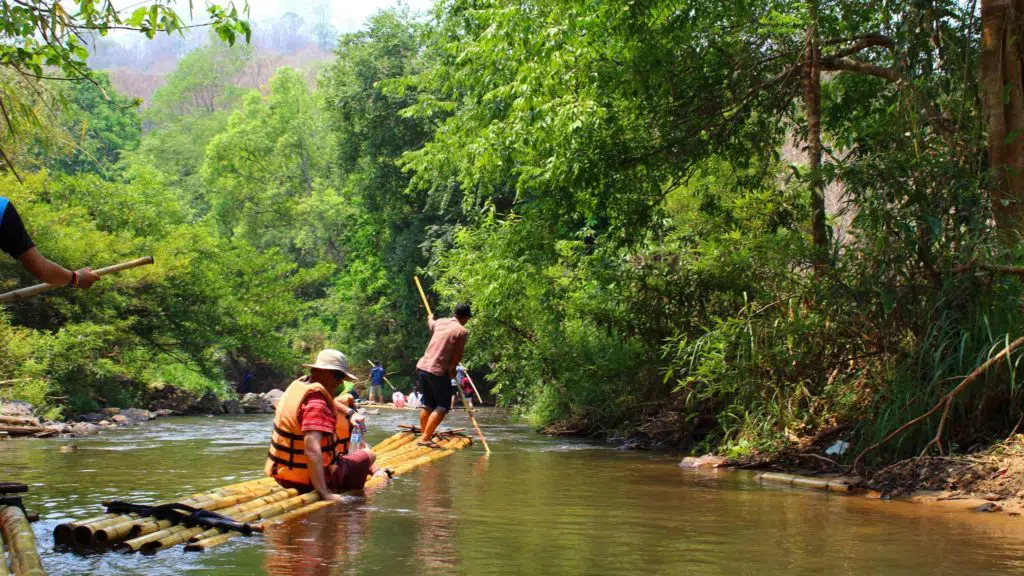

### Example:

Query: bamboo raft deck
xmin=0 ymin=483 xmax=45 ymax=576
xmin=54 ymin=428 xmax=472 ymax=555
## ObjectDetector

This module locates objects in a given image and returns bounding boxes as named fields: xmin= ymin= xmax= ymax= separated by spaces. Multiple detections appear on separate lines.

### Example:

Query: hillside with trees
xmin=1 ymin=0 xmax=1022 ymax=469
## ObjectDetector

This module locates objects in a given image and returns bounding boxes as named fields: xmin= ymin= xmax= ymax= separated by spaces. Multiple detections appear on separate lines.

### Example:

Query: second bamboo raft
xmin=55 ymin=429 xmax=472 ymax=554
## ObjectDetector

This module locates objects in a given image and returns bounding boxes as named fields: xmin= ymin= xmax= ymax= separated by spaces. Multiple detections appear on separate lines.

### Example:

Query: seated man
xmin=265 ymin=349 xmax=389 ymax=501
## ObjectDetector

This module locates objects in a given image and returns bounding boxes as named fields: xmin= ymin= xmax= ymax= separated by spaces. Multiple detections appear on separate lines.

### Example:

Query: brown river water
xmin=2 ymin=408 xmax=1024 ymax=575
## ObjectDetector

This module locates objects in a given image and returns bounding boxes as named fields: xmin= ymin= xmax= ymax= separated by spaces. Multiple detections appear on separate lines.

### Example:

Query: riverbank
xmin=682 ymin=434 xmax=1024 ymax=518
xmin=0 ymin=387 xmax=281 ymax=439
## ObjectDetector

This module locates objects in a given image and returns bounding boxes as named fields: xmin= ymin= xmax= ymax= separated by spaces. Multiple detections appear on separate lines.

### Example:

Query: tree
xmin=981 ymin=0 xmax=1024 ymax=236
xmin=0 ymin=0 xmax=250 ymax=179
xmin=42 ymin=71 xmax=141 ymax=175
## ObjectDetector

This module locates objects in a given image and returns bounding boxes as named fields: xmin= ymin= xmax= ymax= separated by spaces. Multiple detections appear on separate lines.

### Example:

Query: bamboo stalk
xmin=53 ymin=513 xmax=118 ymax=546
xmin=0 ymin=256 xmax=154 ymax=303
xmin=372 ymin=432 xmax=417 ymax=453
xmin=87 ymin=479 xmax=280 ymax=546
xmin=456 ymin=385 xmax=491 ymax=454
xmin=413 ymin=275 xmax=433 ymax=316
xmin=181 ymin=492 xmax=321 ymax=552
xmin=67 ymin=477 xmax=274 ymax=543
xmin=123 ymin=488 xmax=303 ymax=553
xmin=0 ymin=506 xmax=45 ymax=576
xmin=126 ymin=485 xmax=283 ymax=539
xmin=464 ymin=373 xmax=483 ymax=404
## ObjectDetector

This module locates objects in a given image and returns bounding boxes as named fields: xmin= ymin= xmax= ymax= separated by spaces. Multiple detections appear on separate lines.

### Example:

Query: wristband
xmin=69 ymin=271 xmax=78 ymax=287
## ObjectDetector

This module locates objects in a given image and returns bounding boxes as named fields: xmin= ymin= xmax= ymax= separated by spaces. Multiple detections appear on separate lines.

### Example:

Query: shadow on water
xmin=6 ymin=408 xmax=1024 ymax=575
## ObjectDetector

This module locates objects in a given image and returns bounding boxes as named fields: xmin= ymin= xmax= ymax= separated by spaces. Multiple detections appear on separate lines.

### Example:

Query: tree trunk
xmin=804 ymin=0 xmax=828 ymax=261
xmin=981 ymin=0 xmax=1024 ymax=236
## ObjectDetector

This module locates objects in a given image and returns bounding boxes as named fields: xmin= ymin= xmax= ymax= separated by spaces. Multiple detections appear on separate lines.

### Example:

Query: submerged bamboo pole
xmin=0 ymin=506 xmax=45 ymax=576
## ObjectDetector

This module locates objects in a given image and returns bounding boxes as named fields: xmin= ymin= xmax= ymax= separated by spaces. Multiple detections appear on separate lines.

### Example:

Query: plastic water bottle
xmin=352 ymin=420 xmax=368 ymax=446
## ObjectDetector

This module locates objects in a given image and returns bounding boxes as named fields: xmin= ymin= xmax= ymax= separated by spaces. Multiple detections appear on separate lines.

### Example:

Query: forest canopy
xmin=1 ymin=0 xmax=1022 ymax=465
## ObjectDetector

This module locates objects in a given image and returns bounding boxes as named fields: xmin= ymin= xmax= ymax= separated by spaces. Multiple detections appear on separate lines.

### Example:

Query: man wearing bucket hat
xmin=265 ymin=349 xmax=389 ymax=501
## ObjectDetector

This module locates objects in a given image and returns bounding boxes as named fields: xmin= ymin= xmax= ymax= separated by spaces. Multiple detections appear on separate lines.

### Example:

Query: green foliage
xmin=3 ymin=0 xmax=1022 ymax=470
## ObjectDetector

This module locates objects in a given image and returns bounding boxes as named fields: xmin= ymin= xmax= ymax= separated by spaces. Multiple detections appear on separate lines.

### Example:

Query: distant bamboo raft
xmin=0 ymin=483 xmax=45 ymax=576
xmin=55 ymin=429 xmax=472 ymax=554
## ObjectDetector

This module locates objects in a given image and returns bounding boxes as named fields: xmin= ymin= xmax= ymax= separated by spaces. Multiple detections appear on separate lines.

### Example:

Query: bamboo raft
xmin=54 ymin=428 xmax=472 ymax=554
xmin=0 ymin=483 xmax=45 ymax=576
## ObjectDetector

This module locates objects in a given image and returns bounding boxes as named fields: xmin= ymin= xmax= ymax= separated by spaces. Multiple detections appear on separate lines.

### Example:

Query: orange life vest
xmin=265 ymin=377 xmax=338 ymax=486
xmin=334 ymin=400 xmax=351 ymax=458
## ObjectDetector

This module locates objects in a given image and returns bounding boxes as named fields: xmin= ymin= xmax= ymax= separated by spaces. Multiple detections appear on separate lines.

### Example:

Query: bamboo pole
xmin=0 ymin=256 xmax=154 ymax=304
xmin=456 ymin=385 xmax=490 ymax=454
xmin=0 ymin=506 xmax=45 ymax=576
xmin=371 ymin=431 xmax=414 ymax=453
xmin=372 ymin=431 xmax=417 ymax=453
xmin=59 ymin=477 xmax=276 ymax=545
xmin=118 ymin=488 xmax=301 ymax=553
xmin=86 ymin=479 xmax=280 ymax=546
xmin=53 ymin=513 xmax=118 ymax=546
xmin=464 ymin=373 xmax=484 ymax=404
xmin=413 ymin=275 xmax=433 ymax=317
xmin=181 ymin=492 xmax=321 ymax=552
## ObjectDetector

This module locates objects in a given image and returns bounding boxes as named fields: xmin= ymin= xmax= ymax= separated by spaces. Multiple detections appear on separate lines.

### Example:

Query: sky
xmin=243 ymin=0 xmax=434 ymax=35
xmin=109 ymin=0 xmax=434 ymax=42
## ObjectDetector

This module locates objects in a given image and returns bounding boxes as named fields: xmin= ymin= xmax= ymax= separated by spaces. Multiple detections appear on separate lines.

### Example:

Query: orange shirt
xmin=415 ymin=317 xmax=468 ymax=377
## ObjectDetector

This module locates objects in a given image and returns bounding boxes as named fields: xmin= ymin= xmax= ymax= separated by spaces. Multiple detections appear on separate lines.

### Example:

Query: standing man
xmin=368 ymin=361 xmax=386 ymax=404
xmin=414 ymin=303 xmax=471 ymax=448
xmin=1 ymin=197 xmax=99 ymax=289
xmin=265 ymin=349 xmax=389 ymax=501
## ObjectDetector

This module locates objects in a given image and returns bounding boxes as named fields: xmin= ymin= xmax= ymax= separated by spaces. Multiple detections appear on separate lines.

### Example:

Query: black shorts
xmin=417 ymin=370 xmax=453 ymax=413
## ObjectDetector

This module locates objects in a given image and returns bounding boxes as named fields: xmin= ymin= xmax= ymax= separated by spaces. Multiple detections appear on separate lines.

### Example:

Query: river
xmin=2 ymin=408 xmax=1023 ymax=575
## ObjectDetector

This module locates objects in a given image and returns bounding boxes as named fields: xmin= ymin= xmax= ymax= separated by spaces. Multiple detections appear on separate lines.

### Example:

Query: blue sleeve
xmin=0 ymin=198 xmax=35 ymax=259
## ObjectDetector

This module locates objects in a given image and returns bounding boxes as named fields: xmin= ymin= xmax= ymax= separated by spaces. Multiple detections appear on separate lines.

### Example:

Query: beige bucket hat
xmin=303 ymin=349 xmax=358 ymax=381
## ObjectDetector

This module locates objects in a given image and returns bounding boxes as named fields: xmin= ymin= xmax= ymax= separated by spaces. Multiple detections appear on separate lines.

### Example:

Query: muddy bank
xmin=675 ymin=434 xmax=1024 ymax=518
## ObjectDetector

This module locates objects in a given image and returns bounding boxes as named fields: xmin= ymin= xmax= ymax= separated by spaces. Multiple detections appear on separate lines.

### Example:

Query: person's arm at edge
xmin=303 ymin=431 xmax=341 ymax=502
xmin=17 ymin=247 xmax=100 ymax=288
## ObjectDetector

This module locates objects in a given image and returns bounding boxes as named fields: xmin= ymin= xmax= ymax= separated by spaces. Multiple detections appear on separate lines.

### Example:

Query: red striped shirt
xmin=298 ymin=392 xmax=335 ymax=434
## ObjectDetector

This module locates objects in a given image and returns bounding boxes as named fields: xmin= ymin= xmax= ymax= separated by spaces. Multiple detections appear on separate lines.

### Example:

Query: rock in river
xmin=679 ymin=455 xmax=729 ymax=469
xmin=240 ymin=393 xmax=272 ymax=414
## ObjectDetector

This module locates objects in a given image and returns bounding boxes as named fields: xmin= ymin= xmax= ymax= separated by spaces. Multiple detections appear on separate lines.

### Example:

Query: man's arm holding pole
xmin=0 ymin=256 xmax=154 ymax=303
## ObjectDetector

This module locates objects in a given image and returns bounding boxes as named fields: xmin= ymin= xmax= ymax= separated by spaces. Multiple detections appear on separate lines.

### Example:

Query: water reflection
xmin=263 ymin=498 xmax=370 ymax=576
xmin=7 ymin=410 xmax=1024 ymax=575
xmin=413 ymin=465 xmax=458 ymax=575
